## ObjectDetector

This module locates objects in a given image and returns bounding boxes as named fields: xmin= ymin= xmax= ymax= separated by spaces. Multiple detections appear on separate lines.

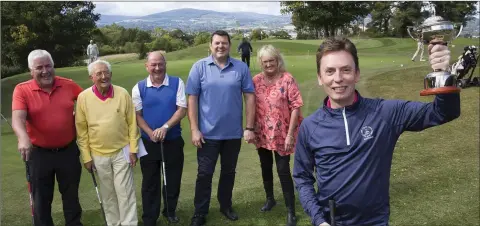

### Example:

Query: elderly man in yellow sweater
xmin=75 ymin=59 xmax=140 ymax=226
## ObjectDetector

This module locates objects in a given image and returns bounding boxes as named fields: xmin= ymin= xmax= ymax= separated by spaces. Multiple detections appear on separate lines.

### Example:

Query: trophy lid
xmin=421 ymin=15 xmax=451 ymax=28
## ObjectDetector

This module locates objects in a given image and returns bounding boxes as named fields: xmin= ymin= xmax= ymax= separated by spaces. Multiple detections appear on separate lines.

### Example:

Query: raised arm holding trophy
xmin=407 ymin=12 xmax=463 ymax=96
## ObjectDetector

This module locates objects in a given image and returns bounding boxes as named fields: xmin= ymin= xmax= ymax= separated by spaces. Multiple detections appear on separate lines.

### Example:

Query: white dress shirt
xmin=132 ymin=74 xmax=187 ymax=112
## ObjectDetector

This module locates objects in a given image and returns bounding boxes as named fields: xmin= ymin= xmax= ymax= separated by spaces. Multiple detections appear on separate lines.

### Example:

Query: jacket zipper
xmin=342 ymin=107 xmax=351 ymax=146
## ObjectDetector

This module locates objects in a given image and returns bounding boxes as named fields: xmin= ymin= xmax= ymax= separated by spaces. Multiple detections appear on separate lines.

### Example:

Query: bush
xmin=138 ymin=43 xmax=148 ymax=60
xmin=1 ymin=64 xmax=26 ymax=78
xmin=99 ymin=45 xmax=117 ymax=56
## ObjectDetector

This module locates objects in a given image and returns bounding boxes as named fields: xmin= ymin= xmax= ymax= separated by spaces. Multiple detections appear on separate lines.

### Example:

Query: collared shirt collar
xmin=92 ymin=84 xmax=114 ymax=100
xmin=147 ymin=74 xmax=169 ymax=87
xmin=326 ymin=91 xmax=359 ymax=108
xmin=206 ymin=55 xmax=233 ymax=67
xmin=30 ymin=76 xmax=62 ymax=91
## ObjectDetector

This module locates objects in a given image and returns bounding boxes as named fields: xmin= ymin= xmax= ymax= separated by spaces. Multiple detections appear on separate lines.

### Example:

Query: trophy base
xmin=420 ymin=86 xmax=461 ymax=96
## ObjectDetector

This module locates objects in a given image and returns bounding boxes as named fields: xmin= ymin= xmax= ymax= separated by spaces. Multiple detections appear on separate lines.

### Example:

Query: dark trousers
xmin=193 ymin=139 xmax=241 ymax=216
xmin=140 ymin=136 xmax=185 ymax=226
xmin=28 ymin=140 xmax=83 ymax=226
xmin=257 ymin=148 xmax=295 ymax=208
xmin=241 ymin=54 xmax=251 ymax=67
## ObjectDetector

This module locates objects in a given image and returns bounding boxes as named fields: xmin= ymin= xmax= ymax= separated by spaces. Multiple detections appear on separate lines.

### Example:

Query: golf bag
xmin=451 ymin=45 xmax=479 ymax=88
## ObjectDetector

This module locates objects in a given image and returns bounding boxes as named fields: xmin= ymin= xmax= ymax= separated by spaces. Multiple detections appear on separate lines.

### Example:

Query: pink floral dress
xmin=253 ymin=72 xmax=304 ymax=156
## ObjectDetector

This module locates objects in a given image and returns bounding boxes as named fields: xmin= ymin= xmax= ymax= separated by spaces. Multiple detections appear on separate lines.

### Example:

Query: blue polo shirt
xmin=186 ymin=55 xmax=254 ymax=140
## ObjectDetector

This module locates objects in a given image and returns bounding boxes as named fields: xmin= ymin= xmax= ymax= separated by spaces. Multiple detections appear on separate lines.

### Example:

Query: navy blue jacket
xmin=293 ymin=91 xmax=460 ymax=226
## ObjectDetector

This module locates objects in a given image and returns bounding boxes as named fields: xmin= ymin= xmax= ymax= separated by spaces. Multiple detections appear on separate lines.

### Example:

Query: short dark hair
xmin=211 ymin=30 xmax=231 ymax=44
xmin=316 ymin=37 xmax=359 ymax=74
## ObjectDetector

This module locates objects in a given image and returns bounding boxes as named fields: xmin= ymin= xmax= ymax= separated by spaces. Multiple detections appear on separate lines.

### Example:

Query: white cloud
xmin=93 ymin=1 xmax=282 ymax=17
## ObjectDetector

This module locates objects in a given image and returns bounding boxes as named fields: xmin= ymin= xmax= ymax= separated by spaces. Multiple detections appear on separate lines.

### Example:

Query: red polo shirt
xmin=12 ymin=76 xmax=84 ymax=148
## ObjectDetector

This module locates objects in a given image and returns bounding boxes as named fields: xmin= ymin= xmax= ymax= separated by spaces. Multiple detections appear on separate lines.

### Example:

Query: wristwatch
xmin=245 ymin=127 xmax=254 ymax=131
xmin=163 ymin=124 xmax=169 ymax=130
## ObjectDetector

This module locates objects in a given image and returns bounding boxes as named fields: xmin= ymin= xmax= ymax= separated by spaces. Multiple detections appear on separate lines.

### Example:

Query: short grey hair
xmin=257 ymin=44 xmax=286 ymax=73
xmin=88 ymin=60 xmax=112 ymax=75
xmin=28 ymin=49 xmax=54 ymax=69
xmin=147 ymin=50 xmax=167 ymax=62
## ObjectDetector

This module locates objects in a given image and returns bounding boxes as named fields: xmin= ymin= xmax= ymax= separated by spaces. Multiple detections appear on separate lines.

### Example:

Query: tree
xmin=251 ymin=29 xmax=267 ymax=40
xmin=194 ymin=32 xmax=211 ymax=46
xmin=368 ymin=2 xmax=395 ymax=36
xmin=270 ymin=30 xmax=292 ymax=39
xmin=281 ymin=1 xmax=371 ymax=38
xmin=1 ymin=1 xmax=100 ymax=75
xmin=390 ymin=1 xmax=425 ymax=37
xmin=430 ymin=1 xmax=478 ymax=26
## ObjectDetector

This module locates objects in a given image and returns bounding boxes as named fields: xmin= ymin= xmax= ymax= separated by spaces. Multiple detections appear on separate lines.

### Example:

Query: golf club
xmin=160 ymin=141 xmax=170 ymax=219
xmin=1 ymin=113 xmax=12 ymax=128
xmin=3 ymin=114 xmax=34 ymax=225
xmin=90 ymin=171 xmax=108 ymax=226
xmin=25 ymin=161 xmax=35 ymax=226
xmin=329 ymin=199 xmax=336 ymax=226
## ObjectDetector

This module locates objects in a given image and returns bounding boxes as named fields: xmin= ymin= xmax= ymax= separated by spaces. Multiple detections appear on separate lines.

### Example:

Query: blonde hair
xmin=257 ymin=45 xmax=286 ymax=73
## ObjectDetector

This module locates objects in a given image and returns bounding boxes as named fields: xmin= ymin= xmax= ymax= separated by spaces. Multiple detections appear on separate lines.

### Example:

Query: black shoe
xmin=260 ymin=198 xmax=277 ymax=212
xmin=220 ymin=207 xmax=238 ymax=221
xmin=190 ymin=214 xmax=206 ymax=226
xmin=286 ymin=211 xmax=297 ymax=226
xmin=163 ymin=212 xmax=180 ymax=223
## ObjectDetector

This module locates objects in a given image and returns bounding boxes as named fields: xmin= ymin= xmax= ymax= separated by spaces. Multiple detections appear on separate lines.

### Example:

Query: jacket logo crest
xmin=361 ymin=126 xmax=373 ymax=141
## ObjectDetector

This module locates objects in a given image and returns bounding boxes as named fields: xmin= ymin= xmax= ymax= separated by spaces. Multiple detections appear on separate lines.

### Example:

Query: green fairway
xmin=1 ymin=38 xmax=479 ymax=226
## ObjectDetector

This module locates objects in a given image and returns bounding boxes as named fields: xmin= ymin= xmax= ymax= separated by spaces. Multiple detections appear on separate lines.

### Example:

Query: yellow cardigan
xmin=75 ymin=85 xmax=139 ymax=163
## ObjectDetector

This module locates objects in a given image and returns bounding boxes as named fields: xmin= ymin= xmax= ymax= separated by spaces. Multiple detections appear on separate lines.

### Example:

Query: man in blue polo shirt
xmin=186 ymin=30 xmax=256 ymax=226
xmin=132 ymin=50 xmax=187 ymax=225
xmin=293 ymin=37 xmax=460 ymax=226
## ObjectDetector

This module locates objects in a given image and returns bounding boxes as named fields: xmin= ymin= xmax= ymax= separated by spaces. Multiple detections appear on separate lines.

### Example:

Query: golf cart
xmin=451 ymin=45 xmax=480 ymax=88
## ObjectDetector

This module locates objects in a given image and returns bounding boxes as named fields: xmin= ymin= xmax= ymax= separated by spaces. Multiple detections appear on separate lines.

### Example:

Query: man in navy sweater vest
xmin=132 ymin=51 xmax=187 ymax=225
xmin=293 ymin=37 xmax=460 ymax=226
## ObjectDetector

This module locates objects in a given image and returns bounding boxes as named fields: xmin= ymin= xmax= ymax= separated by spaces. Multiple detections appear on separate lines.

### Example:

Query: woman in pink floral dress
xmin=253 ymin=44 xmax=303 ymax=226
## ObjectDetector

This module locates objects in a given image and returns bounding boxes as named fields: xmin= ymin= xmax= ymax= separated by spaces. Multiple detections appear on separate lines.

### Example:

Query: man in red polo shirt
xmin=11 ymin=49 xmax=84 ymax=226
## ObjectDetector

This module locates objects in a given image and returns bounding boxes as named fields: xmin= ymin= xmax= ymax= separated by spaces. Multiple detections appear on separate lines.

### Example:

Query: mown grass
xmin=1 ymin=37 xmax=479 ymax=226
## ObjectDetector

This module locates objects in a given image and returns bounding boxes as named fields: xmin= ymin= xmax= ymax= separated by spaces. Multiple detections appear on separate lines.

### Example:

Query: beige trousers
xmin=92 ymin=150 xmax=138 ymax=226
xmin=412 ymin=41 xmax=425 ymax=61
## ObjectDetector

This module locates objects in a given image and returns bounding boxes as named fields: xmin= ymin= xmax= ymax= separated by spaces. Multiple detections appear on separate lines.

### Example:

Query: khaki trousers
xmin=92 ymin=150 xmax=138 ymax=226
xmin=411 ymin=41 xmax=425 ymax=61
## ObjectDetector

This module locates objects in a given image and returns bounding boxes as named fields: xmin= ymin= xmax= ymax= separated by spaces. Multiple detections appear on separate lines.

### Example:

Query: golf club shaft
xmin=329 ymin=199 xmax=336 ymax=226
xmin=160 ymin=142 xmax=167 ymax=186
xmin=1 ymin=113 xmax=12 ymax=128
xmin=91 ymin=172 xmax=108 ymax=226
xmin=160 ymin=142 xmax=170 ymax=216
xmin=25 ymin=161 xmax=35 ymax=226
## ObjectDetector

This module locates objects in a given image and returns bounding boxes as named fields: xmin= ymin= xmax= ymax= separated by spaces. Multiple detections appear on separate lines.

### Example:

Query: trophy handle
xmin=455 ymin=24 xmax=464 ymax=39
xmin=407 ymin=26 xmax=417 ymax=40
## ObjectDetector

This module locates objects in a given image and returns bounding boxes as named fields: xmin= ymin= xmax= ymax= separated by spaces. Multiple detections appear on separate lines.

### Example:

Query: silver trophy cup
xmin=407 ymin=15 xmax=463 ymax=96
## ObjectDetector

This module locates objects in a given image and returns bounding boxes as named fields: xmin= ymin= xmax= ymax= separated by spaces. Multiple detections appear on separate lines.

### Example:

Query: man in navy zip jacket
xmin=293 ymin=37 xmax=460 ymax=226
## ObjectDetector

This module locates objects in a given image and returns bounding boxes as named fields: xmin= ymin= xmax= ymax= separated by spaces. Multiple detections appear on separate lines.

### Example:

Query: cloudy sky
xmin=93 ymin=1 xmax=282 ymax=17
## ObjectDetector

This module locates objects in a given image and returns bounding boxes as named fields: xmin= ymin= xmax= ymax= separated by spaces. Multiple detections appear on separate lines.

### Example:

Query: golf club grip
xmin=329 ymin=199 xmax=336 ymax=226
xmin=25 ymin=161 xmax=31 ymax=182
xmin=91 ymin=171 xmax=98 ymax=187
xmin=160 ymin=142 xmax=165 ymax=160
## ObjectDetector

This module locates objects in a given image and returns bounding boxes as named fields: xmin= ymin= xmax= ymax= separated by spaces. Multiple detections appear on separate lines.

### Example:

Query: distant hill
xmin=97 ymin=8 xmax=478 ymax=36
xmin=97 ymin=8 xmax=292 ymax=32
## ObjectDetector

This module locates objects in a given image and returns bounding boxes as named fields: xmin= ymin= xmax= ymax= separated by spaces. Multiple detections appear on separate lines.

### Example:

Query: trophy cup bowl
xmin=417 ymin=15 xmax=463 ymax=96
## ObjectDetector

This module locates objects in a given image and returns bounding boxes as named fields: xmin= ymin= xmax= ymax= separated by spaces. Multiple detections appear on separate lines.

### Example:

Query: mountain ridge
xmin=97 ymin=8 xmax=292 ymax=32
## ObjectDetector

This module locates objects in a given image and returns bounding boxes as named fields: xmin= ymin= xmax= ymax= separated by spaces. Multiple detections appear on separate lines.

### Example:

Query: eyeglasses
xmin=94 ymin=71 xmax=112 ymax=77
